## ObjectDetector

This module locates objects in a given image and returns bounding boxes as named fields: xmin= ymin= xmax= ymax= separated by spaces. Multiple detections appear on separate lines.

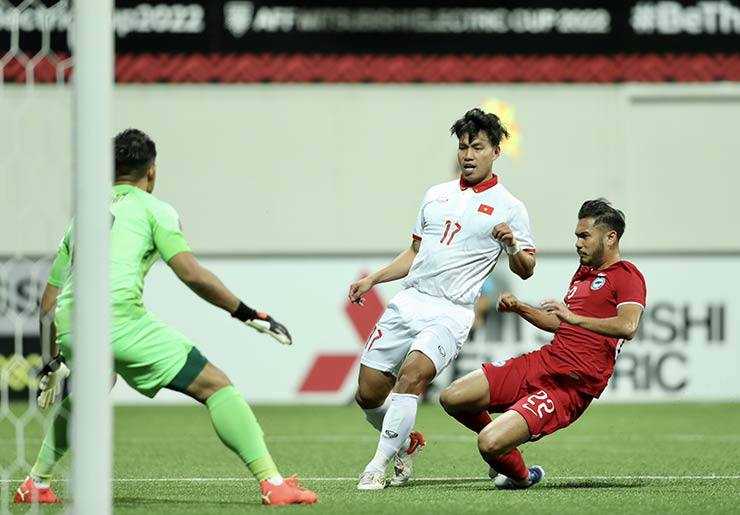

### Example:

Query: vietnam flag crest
xmin=478 ymin=204 xmax=494 ymax=215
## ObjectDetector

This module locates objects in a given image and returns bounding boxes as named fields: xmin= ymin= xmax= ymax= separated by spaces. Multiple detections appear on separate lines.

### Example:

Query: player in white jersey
xmin=349 ymin=108 xmax=537 ymax=490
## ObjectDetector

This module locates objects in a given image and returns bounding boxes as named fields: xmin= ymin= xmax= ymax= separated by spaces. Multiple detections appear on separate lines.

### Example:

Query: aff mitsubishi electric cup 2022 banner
xmin=3 ymin=1 xmax=740 ymax=56
xmin=1 ymin=255 xmax=737 ymax=404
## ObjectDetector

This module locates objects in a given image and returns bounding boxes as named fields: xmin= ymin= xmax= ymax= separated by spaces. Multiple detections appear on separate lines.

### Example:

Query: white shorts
xmin=360 ymin=288 xmax=474 ymax=379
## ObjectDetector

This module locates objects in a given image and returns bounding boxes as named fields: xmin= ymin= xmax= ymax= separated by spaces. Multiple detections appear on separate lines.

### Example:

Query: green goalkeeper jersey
xmin=49 ymin=184 xmax=191 ymax=336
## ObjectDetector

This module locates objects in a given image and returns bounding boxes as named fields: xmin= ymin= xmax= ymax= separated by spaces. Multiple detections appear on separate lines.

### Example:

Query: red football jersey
xmin=539 ymin=260 xmax=647 ymax=398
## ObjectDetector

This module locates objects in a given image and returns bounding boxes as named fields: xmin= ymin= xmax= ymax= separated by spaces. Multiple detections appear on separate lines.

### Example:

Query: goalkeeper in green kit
xmin=14 ymin=129 xmax=317 ymax=506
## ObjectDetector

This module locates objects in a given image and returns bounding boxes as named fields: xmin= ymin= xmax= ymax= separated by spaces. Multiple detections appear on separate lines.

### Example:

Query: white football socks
xmin=363 ymin=393 xmax=418 ymax=474
xmin=362 ymin=395 xmax=391 ymax=431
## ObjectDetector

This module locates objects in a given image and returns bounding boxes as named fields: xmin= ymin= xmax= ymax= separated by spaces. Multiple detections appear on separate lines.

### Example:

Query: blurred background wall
xmin=2 ymin=84 xmax=740 ymax=254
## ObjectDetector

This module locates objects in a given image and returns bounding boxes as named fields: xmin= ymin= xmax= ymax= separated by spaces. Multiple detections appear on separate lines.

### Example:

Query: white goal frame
xmin=70 ymin=1 xmax=113 ymax=513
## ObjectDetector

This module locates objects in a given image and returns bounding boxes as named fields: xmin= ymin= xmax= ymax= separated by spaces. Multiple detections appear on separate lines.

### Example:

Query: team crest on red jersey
xmin=591 ymin=277 xmax=606 ymax=290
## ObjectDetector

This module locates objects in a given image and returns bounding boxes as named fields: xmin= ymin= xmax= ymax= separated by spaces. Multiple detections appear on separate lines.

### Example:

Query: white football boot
xmin=357 ymin=471 xmax=387 ymax=491
xmin=389 ymin=431 xmax=426 ymax=487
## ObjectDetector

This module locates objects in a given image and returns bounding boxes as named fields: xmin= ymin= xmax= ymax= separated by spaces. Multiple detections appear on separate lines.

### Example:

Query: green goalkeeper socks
xmin=206 ymin=386 xmax=280 ymax=481
xmin=30 ymin=397 xmax=72 ymax=483
xmin=29 ymin=388 xmax=280 ymax=483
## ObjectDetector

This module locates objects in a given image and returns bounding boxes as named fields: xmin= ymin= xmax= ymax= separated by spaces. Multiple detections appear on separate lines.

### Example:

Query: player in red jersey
xmin=439 ymin=198 xmax=646 ymax=489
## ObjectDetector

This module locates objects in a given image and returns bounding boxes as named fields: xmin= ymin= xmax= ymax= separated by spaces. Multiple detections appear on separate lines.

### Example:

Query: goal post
xmin=69 ymin=0 xmax=114 ymax=514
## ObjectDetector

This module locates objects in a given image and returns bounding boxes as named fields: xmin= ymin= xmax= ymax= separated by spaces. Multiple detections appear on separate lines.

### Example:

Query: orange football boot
xmin=260 ymin=475 xmax=317 ymax=506
xmin=14 ymin=477 xmax=61 ymax=504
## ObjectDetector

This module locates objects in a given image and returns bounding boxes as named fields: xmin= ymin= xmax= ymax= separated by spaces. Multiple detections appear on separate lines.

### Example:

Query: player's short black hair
xmin=114 ymin=128 xmax=156 ymax=179
xmin=450 ymin=108 xmax=510 ymax=148
xmin=578 ymin=198 xmax=626 ymax=239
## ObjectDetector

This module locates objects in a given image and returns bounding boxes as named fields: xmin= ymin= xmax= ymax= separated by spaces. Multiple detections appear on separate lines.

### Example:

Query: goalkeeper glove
xmin=37 ymin=354 xmax=70 ymax=409
xmin=231 ymin=301 xmax=292 ymax=346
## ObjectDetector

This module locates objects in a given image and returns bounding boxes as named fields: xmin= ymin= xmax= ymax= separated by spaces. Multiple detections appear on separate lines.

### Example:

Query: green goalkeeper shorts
xmin=57 ymin=312 xmax=208 ymax=398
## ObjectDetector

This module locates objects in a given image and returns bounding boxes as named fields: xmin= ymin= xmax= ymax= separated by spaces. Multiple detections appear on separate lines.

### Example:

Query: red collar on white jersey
xmin=459 ymin=174 xmax=499 ymax=193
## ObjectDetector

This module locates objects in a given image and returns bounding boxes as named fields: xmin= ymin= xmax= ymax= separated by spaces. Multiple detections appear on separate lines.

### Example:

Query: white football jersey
xmin=402 ymin=175 xmax=535 ymax=306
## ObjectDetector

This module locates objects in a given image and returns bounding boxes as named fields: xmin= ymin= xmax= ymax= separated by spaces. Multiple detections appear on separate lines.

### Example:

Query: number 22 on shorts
xmin=521 ymin=390 xmax=555 ymax=419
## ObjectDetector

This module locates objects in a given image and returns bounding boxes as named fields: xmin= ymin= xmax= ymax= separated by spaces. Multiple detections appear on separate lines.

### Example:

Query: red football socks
xmin=491 ymin=448 xmax=529 ymax=481
xmin=452 ymin=411 xmax=493 ymax=433
xmin=452 ymin=411 xmax=528 ymax=482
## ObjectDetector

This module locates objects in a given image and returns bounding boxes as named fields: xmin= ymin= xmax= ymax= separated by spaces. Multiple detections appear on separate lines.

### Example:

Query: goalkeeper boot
xmin=260 ymin=476 xmax=317 ymax=506
xmin=14 ymin=476 xmax=61 ymax=504
xmin=494 ymin=465 xmax=545 ymax=490
xmin=390 ymin=431 xmax=426 ymax=487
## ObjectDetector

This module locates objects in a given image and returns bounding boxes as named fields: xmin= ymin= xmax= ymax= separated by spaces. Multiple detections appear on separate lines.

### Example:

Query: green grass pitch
xmin=2 ymin=402 xmax=739 ymax=514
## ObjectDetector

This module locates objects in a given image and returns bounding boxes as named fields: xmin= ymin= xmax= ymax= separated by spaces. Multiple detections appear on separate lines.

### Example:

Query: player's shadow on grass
xmin=541 ymin=480 xmax=647 ymax=490
xmin=410 ymin=479 xmax=646 ymax=491
xmin=411 ymin=479 xmax=497 ymax=491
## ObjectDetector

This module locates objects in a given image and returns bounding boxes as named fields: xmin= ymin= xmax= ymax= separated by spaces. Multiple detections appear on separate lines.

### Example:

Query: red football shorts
xmin=482 ymin=351 xmax=593 ymax=441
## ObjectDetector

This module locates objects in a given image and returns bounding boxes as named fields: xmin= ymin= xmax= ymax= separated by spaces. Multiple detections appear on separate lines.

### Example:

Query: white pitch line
xmin=99 ymin=434 xmax=740 ymax=444
xmin=1 ymin=475 xmax=740 ymax=484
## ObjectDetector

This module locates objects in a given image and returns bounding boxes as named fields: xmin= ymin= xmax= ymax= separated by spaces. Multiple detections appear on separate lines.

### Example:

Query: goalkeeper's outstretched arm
xmin=168 ymin=252 xmax=240 ymax=313
xmin=168 ymin=252 xmax=292 ymax=345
